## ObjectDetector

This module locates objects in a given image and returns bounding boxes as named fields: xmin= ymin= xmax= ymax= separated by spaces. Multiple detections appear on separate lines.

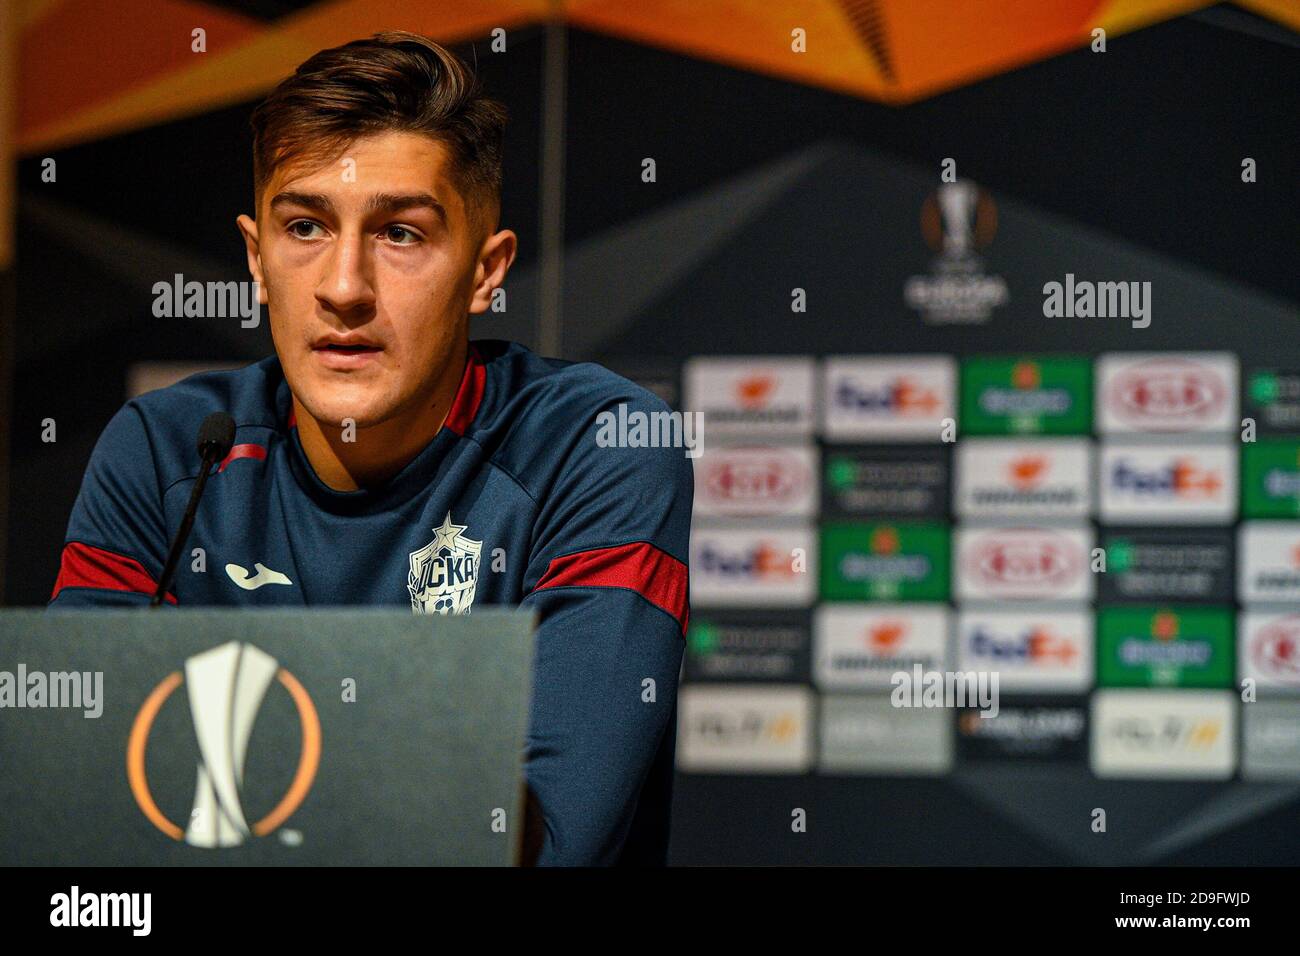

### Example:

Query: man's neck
xmin=292 ymin=351 xmax=468 ymax=492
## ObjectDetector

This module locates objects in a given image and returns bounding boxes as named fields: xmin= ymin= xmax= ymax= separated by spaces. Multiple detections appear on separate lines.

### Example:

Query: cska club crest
xmin=407 ymin=513 xmax=483 ymax=614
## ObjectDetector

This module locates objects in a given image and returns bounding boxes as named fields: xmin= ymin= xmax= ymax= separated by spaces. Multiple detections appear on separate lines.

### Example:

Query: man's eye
xmin=288 ymin=220 xmax=324 ymax=239
xmin=383 ymin=225 xmax=420 ymax=244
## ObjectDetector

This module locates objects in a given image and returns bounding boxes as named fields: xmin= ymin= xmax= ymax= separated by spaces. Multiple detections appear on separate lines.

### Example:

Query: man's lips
xmin=315 ymin=343 xmax=382 ymax=353
xmin=311 ymin=341 xmax=383 ymax=369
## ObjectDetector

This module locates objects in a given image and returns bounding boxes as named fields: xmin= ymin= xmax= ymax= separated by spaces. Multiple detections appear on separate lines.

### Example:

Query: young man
xmin=48 ymin=32 xmax=693 ymax=866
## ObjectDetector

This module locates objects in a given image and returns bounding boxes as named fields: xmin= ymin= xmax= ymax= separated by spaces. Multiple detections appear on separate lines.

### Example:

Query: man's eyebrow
xmin=365 ymin=192 xmax=447 ymax=224
xmin=268 ymin=191 xmax=448 ymax=226
xmin=269 ymin=192 xmax=335 ymax=215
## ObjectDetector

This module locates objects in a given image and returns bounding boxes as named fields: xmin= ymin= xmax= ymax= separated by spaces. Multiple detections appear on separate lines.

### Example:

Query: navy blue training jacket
xmin=48 ymin=339 xmax=693 ymax=865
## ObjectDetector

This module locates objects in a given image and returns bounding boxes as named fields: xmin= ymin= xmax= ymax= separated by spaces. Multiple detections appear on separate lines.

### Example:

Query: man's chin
xmin=295 ymin=393 xmax=396 ymax=431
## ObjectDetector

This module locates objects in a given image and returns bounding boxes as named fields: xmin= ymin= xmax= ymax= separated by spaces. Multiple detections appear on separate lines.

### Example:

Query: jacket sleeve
xmin=47 ymin=402 xmax=176 ymax=609
xmin=518 ymin=392 xmax=694 ymax=865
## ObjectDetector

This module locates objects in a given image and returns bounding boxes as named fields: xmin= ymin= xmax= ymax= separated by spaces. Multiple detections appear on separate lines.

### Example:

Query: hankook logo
xmin=127 ymin=641 xmax=321 ymax=848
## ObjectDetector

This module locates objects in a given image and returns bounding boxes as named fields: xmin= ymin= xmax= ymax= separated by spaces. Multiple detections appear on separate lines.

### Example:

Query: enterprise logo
xmin=954 ymin=438 xmax=1091 ymax=518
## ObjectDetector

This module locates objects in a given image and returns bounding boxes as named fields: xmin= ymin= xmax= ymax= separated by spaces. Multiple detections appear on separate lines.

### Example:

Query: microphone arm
xmin=151 ymin=412 xmax=236 ymax=608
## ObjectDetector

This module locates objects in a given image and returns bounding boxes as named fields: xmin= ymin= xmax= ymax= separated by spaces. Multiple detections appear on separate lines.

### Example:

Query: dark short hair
xmin=250 ymin=31 xmax=507 ymax=235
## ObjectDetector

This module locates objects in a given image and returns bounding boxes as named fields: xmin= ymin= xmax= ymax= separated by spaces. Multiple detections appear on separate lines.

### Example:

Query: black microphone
xmin=150 ymin=412 xmax=236 ymax=608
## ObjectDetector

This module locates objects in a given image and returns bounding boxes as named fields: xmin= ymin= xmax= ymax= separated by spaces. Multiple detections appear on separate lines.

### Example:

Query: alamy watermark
xmin=890 ymin=665 xmax=1000 ymax=718
xmin=1042 ymin=273 xmax=1150 ymax=328
xmin=152 ymin=273 xmax=261 ymax=328
xmin=0 ymin=665 xmax=103 ymax=718
xmin=595 ymin=403 xmax=704 ymax=459
xmin=50 ymin=886 xmax=151 ymax=936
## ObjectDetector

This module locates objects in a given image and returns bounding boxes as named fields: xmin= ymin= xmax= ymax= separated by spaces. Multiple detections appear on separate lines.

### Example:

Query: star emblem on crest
xmin=430 ymin=513 xmax=468 ymax=553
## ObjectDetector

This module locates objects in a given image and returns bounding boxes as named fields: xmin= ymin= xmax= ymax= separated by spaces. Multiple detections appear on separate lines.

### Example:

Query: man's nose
xmin=315 ymin=233 xmax=376 ymax=314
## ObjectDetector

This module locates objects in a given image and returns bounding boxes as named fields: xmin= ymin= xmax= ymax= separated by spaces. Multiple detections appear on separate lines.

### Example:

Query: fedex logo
xmin=1100 ymin=443 xmax=1236 ymax=524
xmin=697 ymin=543 xmax=797 ymax=579
xmin=957 ymin=611 xmax=1092 ymax=691
xmin=1109 ymin=458 xmax=1222 ymax=498
xmin=822 ymin=356 xmax=954 ymax=441
xmin=833 ymin=379 xmax=941 ymax=415
xmin=690 ymin=527 xmax=815 ymax=608
xmin=969 ymin=628 xmax=1077 ymax=663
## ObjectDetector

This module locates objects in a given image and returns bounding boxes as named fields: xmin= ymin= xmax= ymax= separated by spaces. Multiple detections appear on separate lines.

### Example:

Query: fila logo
xmin=127 ymin=642 xmax=320 ymax=848
xmin=225 ymin=562 xmax=293 ymax=590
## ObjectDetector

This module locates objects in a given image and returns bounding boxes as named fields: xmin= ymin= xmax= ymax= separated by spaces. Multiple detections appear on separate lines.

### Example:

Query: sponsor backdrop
xmin=6 ymin=2 xmax=1299 ymax=865
xmin=678 ymin=350 xmax=1300 ymax=863
xmin=682 ymin=352 xmax=1296 ymax=711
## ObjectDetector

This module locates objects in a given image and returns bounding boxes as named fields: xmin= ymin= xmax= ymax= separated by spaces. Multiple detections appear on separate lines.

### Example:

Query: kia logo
xmin=700 ymin=448 xmax=807 ymax=512
xmin=966 ymin=530 xmax=1081 ymax=595
xmin=1108 ymin=360 xmax=1225 ymax=426
xmin=1254 ymin=618 xmax=1300 ymax=679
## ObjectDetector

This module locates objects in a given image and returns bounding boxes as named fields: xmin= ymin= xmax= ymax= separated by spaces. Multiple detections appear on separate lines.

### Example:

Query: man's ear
xmin=236 ymin=214 xmax=269 ymax=305
xmin=468 ymin=228 xmax=517 ymax=316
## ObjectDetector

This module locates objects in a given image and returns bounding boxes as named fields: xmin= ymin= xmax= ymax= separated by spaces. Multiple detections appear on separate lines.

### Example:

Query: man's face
xmin=239 ymin=131 xmax=501 ymax=428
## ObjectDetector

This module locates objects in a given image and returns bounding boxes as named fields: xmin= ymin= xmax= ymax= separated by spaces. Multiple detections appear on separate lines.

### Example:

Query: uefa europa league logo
xmin=937 ymin=181 xmax=978 ymax=258
xmin=127 ymin=641 xmax=320 ymax=848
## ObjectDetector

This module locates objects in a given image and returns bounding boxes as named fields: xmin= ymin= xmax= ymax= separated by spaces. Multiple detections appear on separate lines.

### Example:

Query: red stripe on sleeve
xmin=530 ymin=542 xmax=689 ymax=635
xmin=50 ymin=542 xmax=176 ymax=604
